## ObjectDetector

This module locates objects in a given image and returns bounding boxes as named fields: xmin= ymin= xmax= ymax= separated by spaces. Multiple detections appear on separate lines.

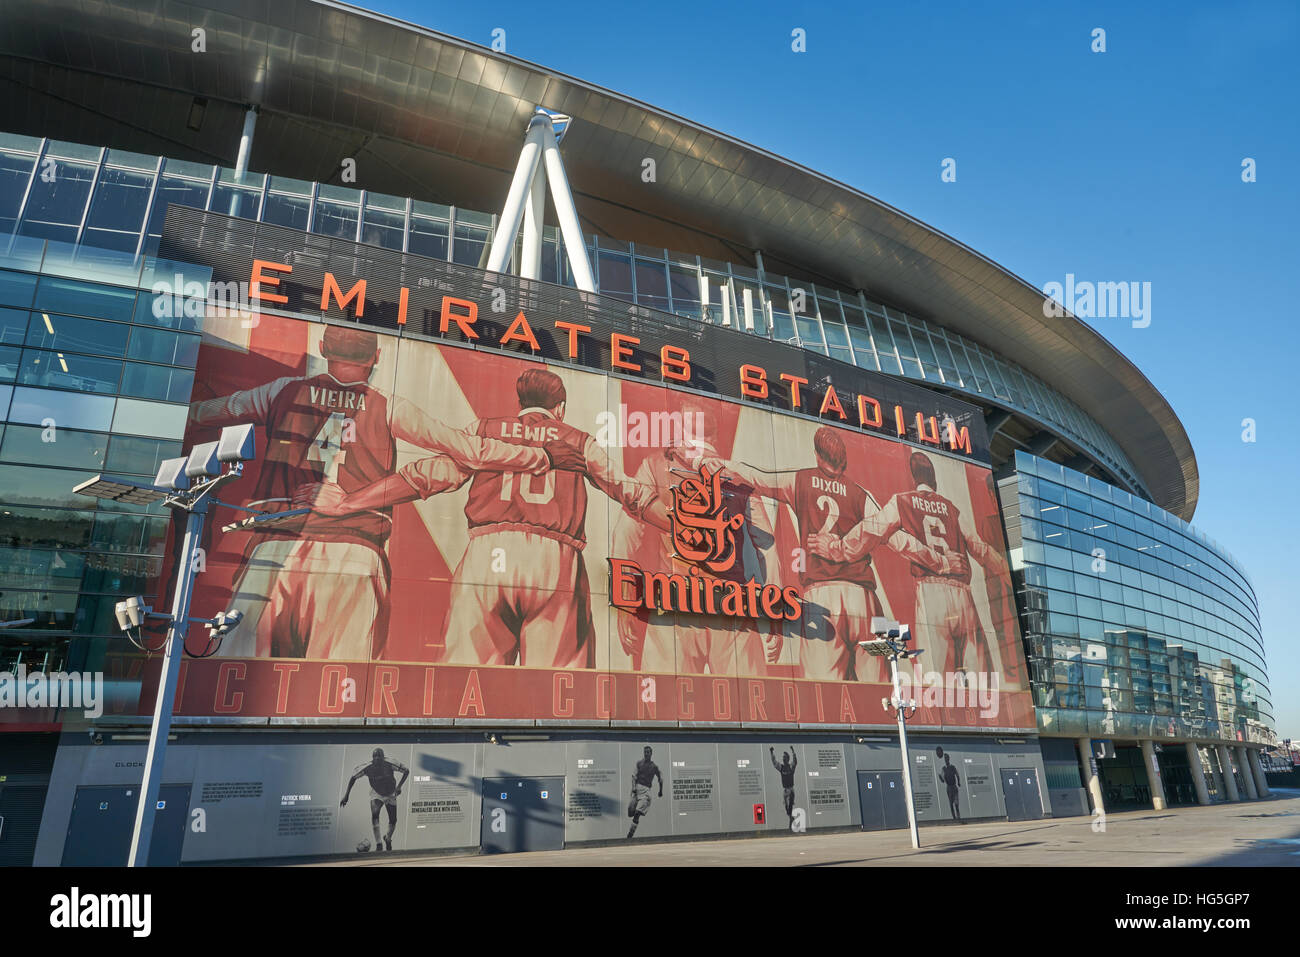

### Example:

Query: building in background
xmin=0 ymin=0 xmax=1275 ymax=864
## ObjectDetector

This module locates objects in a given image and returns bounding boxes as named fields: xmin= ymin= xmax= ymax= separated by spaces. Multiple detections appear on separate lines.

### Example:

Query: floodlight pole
xmin=889 ymin=651 xmax=921 ymax=850
xmin=127 ymin=500 xmax=206 ymax=867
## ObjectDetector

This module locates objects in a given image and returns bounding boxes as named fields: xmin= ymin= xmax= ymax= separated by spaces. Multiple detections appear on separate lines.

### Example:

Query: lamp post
xmin=861 ymin=616 xmax=922 ymax=850
xmin=73 ymin=423 xmax=258 ymax=866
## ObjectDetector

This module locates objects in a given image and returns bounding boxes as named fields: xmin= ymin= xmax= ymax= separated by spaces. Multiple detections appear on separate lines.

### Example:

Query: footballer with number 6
xmin=808 ymin=451 xmax=1009 ymax=680
xmin=713 ymin=427 xmax=958 ymax=682
xmin=341 ymin=747 xmax=410 ymax=853
xmin=189 ymin=325 xmax=580 ymax=661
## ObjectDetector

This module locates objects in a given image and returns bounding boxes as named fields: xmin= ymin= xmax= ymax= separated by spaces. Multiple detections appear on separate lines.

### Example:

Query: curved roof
xmin=0 ymin=0 xmax=1197 ymax=517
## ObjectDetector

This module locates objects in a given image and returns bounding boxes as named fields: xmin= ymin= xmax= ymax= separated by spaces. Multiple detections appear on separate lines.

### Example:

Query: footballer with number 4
xmin=807 ymin=451 xmax=1008 ymax=680
xmin=189 ymin=325 xmax=581 ymax=661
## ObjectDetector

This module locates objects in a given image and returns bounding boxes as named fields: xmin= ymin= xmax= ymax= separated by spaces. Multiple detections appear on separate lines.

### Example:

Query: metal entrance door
xmin=857 ymin=771 xmax=908 ymax=831
xmin=480 ymin=776 xmax=565 ymax=854
xmin=1001 ymin=769 xmax=1043 ymax=821
xmin=62 ymin=785 xmax=191 ymax=866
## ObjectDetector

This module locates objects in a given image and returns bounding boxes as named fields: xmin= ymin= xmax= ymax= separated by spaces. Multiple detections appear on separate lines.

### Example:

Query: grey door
xmin=880 ymin=772 xmax=909 ymax=830
xmin=62 ymin=785 xmax=191 ymax=866
xmin=857 ymin=772 xmax=885 ymax=830
xmin=1017 ymin=769 xmax=1043 ymax=820
xmin=857 ymin=771 xmax=908 ymax=831
xmin=480 ymin=776 xmax=565 ymax=854
xmin=1001 ymin=772 xmax=1027 ymax=821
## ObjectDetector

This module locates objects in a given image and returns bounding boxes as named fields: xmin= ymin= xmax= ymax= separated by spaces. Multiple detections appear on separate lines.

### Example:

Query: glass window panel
xmin=0 ymin=307 xmax=27 ymax=346
xmin=210 ymin=184 xmax=260 ymax=219
xmin=360 ymin=207 xmax=405 ymax=250
xmin=33 ymin=278 xmax=135 ymax=323
xmin=633 ymin=258 xmax=670 ymax=312
xmin=0 ymin=423 xmax=107 ymax=469
xmin=111 ymin=396 xmax=188 ymax=438
xmin=869 ymin=313 xmax=901 ymax=373
xmin=84 ymin=167 xmax=152 ymax=237
xmin=26 ymin=312 xmax=129 ymax=356
xmin=119 ymin=362 xmax=195 ymax=403
xmin=311 ymin=199 xmax=359 ymax=240
xmin=0 ymin=345 xmax=19 ymax=384
xmin=794 ymin=315 xmax=826 ymax=353
xmin=105 ymin=434 xmax=183 ymax=477
xmin=408 ymin=216 xmax=449 ymax=260
xmin=846 ymin=325 xmax=877 ymax=370
xmin=597 ymin=252 xmax=633 ymax=301
xmin=6 ymin=386 xmax=115 ymax=432
xmin=261 ymin=192 xmax=310 ymax=231
xmin=127 ymin=327 xmax=200 ymax=367
xmin=146 ymin=174 xmax=211 ymax=237
xmin=17 ymin=349 xmax=122 ymax=393
xmin=0 ymin=270 xmax=37 ymax=311
xmin=452 ymin=223 xmax=490 ymax=267
xmin=669 ymin=264 xmax=702 ymax=319
xmin=18 ymin=159 xmax=96 ymax=243
xmin=0 ymin=151 xmax=37 ymax=235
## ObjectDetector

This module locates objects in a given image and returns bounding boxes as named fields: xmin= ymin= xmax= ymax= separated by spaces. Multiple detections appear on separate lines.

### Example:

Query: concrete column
xmin=233 ymin=107 xmax=258 ymax=179
xmin=1247 ymin=748 xmax=1271 ymax=798
xmin=1215 ymin=745 xmax=1241 ymax=801
xmin=1236 ymin=746 xmax=1258 ymax=799
xmin=1185 ymin=743 xmax=1210 ymax=805
xmin=1077 ymin=737 xmax=1105 ymax=815
xmin=1139 ymin=740 xmax=1167 ymax=810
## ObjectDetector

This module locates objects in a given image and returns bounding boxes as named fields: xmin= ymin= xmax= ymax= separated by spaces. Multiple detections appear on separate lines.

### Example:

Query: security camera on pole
xmin=861 ymin=616 xmax=922 ymax=850
xmin=73 ymin=423 xmax=265 ymax=866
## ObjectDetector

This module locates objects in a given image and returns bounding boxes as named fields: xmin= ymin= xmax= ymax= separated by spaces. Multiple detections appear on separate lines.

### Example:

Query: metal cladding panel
xmin=158 ymin=204 xmax=992 ymax=464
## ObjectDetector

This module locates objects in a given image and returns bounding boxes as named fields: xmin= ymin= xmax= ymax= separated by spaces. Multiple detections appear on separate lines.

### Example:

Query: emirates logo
xmin=669 ymin=463 xmax=746 ymax=573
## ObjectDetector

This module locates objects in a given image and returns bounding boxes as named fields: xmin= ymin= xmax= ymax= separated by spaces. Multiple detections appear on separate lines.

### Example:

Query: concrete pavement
xmin=307 ymin=788 xmax=1300 ymax=867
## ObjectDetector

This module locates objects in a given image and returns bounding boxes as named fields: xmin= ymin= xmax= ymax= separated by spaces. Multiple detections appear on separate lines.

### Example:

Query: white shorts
xmin=443 ymin=531 xmax=593 ymax=668
xmin=913 ymin=579 xmax=983 ymax=676
xmin=799 ymin=581 xmax=884 ymax=682
xmin=222 ymin=538 xmax=388 ymax=660
xmin=640 ymin=615 xmax=767 ymax=676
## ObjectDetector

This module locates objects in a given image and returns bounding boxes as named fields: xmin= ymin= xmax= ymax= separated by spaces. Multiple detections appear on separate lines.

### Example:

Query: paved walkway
xmin=309 ymin=788 xmax=1300 ymax=867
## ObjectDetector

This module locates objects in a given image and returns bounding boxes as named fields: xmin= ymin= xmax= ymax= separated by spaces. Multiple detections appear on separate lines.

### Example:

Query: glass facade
xmin=0 ymin=132 xmax=1147 ymax=499
xmin=1006 ymin=451 xmax=1271 ymax=746
xmin=0 ymin=237 xmax=208 ymax=672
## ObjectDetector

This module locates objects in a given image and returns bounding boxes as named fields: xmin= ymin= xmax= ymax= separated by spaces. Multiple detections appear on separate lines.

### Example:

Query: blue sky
xmin=374 ymin=0 xmax=1299 ymax=738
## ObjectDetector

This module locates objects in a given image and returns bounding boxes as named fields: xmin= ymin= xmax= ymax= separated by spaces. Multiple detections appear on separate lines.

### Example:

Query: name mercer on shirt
xmin=908 ymin=494 xmax=950 ymax=517
xmin=308 ymin=384 xmax=368 ymax=411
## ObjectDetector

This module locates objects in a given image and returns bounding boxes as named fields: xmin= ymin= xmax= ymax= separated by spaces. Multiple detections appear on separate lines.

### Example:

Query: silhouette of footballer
xmin=627 ymin=746 xmax=664 ymax=839
xmin=771 ymin=746 xmax=799 ymax=826
xmin=937 ymin=746 xmax=962 ymax=823
xmin=341 ymin=748 xmax=410 ymax=852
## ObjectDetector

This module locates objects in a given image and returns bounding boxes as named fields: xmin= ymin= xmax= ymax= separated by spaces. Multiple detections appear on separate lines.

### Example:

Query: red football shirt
xmin=895 ymin=488 xmax=972 ymax=583
xmin=793 ymin=467 xmax=875 ymax=588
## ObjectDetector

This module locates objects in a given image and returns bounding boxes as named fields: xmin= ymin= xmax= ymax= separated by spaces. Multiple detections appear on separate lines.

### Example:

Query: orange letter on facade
xmin=321 ymin=272 xmax=366 ymax=317
xmin=440 ymin=296 xmax=480 ymax=339
xmin=661 ymin=344 xmax=691 ymax=382
xmin=500 ymin=310 xmax=541 ymax=351
xmin=250 ymin=259 xmax=291 ymax=305
xmin=740 ymin=364 xmax=769 ymax=399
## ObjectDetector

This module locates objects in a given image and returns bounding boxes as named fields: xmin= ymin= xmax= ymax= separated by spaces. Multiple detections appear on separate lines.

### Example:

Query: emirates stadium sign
xmin=609 ymin=463 xmax=804 ymax=621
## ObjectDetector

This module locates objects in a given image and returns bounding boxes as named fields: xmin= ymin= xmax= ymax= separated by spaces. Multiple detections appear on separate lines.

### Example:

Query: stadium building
xmin=0 ymin=0 xmax=1275 ymax=864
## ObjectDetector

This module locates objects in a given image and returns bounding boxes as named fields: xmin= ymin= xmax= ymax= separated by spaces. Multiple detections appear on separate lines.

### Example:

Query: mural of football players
xmin=713 ymin=427 xmax=955 ymax=682
xmin=305 ymin=368 xmax=668 ymax=668
xmin=807 ymin=451 xmax=1009 ymax=681
xmin=189 ymin=325 xmax=571 ymax=661
xmin=613 ymin=403 xmax=775 ymax=676
xmin=341 ymin=747 xmax=410 ymax=852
